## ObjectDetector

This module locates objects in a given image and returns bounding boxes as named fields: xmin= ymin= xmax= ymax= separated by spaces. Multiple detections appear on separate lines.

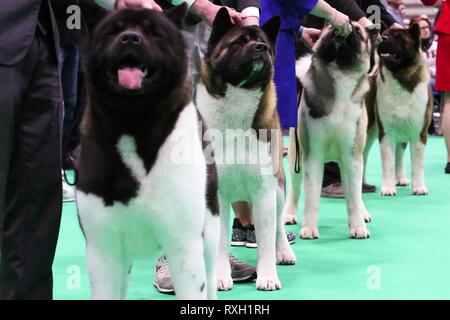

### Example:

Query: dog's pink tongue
xmin=118 ymin=67 xmax=144 ymax=90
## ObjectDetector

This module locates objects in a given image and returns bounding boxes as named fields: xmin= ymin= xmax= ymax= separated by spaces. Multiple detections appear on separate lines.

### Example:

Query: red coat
xmin=422 ymin=0 xmax=450 ymax=35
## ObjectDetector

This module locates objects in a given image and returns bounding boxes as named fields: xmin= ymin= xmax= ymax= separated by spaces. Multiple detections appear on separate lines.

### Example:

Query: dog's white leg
xmin=282 ymin=127 xmax=302 ymax=225
xmin=203 ymin=212 xmax=220 ymax=299
xmin=165 ymin=236 xmax=207 ymax=300
xmin=276 ymin=184 xmax=296 ymax=265
xmin=410 ymin=140 xmax=428 ymax=195
xmin=300 ymin=156 xmax=323 ymax=239
xmin=216 ymin=195 xmax=233 ymax=291
xmin=380 ymin=136 xmax=397 ymax=196
xmin=252 ymin=187 xmax=281 ymax=290
xmin=340 ymin=155 xmax=371 ymax=239
xmin=120 ymin=263 xmax=132 ymax=300
xmin=86 ymin=243 xmax=128 ymax=300
xmin=395 ymin=143 xmax=410 ymax=186
xmin=363 ymin=125 xmax=377 ymax=181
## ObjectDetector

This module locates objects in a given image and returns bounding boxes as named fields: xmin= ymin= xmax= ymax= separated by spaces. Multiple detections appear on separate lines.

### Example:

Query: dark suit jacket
xmin=0 ymin=0 xmax=60 ymax=66
xmin=52 ymin=0 xmax=84 ymax=47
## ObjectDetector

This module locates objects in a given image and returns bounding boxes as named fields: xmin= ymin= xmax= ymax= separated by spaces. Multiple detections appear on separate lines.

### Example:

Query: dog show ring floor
xmin=54 ymin=136 xmax=450 ymax=300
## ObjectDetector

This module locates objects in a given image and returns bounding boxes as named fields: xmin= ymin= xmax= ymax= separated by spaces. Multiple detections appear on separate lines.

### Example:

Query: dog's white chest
xmin=196 ymin=83 xmax=272 ymax=201
xmin=377 ymin=69 xmax=429 ymax=140
xmin=76 ymin=103 xmax=207 ymax=258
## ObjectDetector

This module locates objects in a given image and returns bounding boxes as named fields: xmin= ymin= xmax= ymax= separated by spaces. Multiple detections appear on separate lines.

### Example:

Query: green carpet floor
xmin=54 ymin=136 xmax=450 ymax=300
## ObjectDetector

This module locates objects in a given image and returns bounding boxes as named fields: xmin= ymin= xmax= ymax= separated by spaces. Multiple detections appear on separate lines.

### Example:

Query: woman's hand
xmin=328 ymin=8 xmax=352 ymax=38
xmin=191 ymin=0 xmax=244 ymax=26
xmin=301 ymin=27 xmax=321 ymax=49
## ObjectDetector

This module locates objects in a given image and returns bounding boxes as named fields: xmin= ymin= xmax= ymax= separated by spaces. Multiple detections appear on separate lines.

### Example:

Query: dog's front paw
xmin=412 ymin=186 xmax=429 ymax=196
xmin=300 ymin=225 xmax=319 ymax=239
xmin=217 ymin=275 xmax=233 ymax=291
xmin=396 ymin=178 xmax=410 ymax=186
xmin=363 ymin=211 xmax=373 ymax=223
xmin=277 ymin=245 xmax=296 ymax=265
xmin=380 ymin=187 xmax=397 ymax=196
xmin=350 ymin=225 xmax=370 ymax=239
xmin=282 ymin=211 xmax=298 ymax=225
xmin=256 ymin=276 xmax=281 ymax=291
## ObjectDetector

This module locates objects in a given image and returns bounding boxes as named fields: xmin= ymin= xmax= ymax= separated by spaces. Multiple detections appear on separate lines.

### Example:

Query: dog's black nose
xmin=121 ymin=32 xmax=143 ymax=45
xmin=254 ymin=42 xmax=268 ymax=52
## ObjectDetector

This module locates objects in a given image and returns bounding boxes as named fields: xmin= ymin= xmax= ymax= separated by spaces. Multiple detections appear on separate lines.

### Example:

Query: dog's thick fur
xmin=195 ymin=8 xmax=296 ymax=291
xmin=75 ymin=6 xmax=219 ymax=300
xmin=284 ymin=23 xmax=374 ymax=239
xmin=368 ymin=24 xmax=432 ymax=196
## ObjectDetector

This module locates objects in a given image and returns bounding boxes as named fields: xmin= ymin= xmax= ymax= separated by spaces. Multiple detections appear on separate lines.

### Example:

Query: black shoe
xmin=321 ymin=182 xmax=345 ymax=198
xmin=231 ymin=219 xmax=247 ymax=247
xmin=362 ymin=181 xmax=377 ymax=193
xmin=245 ymin=225 xmax=257 ymax=248
xmin=446 ymin=162 xmax=450 ymax=174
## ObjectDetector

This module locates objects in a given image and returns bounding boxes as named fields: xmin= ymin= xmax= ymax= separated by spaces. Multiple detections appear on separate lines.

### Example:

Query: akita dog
xmin=196 ymin=8 xmax=296 ymax=291
xmin=76 ymin=6 xmax=219 ymax=300
xmin=372 ymin=24 xmax=432 ymax=196
xmin=285 ymin=23 xmax=376 ymax=239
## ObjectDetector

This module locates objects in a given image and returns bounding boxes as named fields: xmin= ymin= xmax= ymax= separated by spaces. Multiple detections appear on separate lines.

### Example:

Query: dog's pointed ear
xmin=261 ymin=16 xmax=281 ymax=47
xmin=80 ymin=0 xmax=109 ymax=32
xmin=164 ymin=3 xmax=188 ymax=29
xmin=408 ymin=23 xmax=421 ymax=51
xmin=208 ymin=7 xmax=234 ymax=49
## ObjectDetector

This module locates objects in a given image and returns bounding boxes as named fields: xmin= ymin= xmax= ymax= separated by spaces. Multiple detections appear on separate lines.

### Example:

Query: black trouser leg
xmin=0 ymin=32 xmax=62 ymax=300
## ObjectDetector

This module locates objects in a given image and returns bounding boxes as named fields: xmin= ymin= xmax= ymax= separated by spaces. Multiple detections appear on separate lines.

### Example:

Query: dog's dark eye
xmin=143 ymin=21 xmax=161 ymax=38
xmin=232 ymin=37 xmax=247 ymax=47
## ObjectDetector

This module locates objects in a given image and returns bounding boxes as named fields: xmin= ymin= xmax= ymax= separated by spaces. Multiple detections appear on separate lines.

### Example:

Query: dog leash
xmin=294 ymin=77 xmax=302 ymax=174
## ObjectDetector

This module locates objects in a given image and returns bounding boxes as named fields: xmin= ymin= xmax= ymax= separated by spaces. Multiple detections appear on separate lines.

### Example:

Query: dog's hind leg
xmin=253 ymin=187 xmax=281 ymax=290
xmin=363 ymin=125 xmax=377 ymax=182
xmin=380 ymin=136 xmax=397 ymax=196
xmin=216 ymin=195 xmax=233 ymax=291
xmin=203 ymin=212 xmax=220 ymax=299
xmin=395 ymin=142 xmax=410 ymax=186
xmin=340 ymin=154 xmax=371 ymax=239
xmin=276 ymin=183 xmax=296 ymax=265
xmin=282 ymin=128 xmax=302 ymax=225
xmin=86 ymin=243 xmax=128 ymax=300
xmin=300 ymin=155 xmax=323 ymax=239
xmin=410 ymin=140 xmax=428 ymax=195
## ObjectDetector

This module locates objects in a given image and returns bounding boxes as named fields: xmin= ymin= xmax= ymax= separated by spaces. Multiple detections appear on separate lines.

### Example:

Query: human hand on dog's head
xmin=301 ymin=27 xmax=321 ymax=50
xmin=191 ymin=0 xmax=244 ymax=26
xmin=115 ymin=0 xmax=162 ymax=11
xmin=328 ymin=8 xmax=352 ymax=38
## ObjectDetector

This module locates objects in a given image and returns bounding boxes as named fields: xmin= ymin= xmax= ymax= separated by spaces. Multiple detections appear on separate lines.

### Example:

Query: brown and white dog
xmin=195 ymin=8 xmax=296 ymax=291
xmin=368 ymin=24 xmax=432 ymax=196
xmin=284 ymin=23 xmax=375 ymax=239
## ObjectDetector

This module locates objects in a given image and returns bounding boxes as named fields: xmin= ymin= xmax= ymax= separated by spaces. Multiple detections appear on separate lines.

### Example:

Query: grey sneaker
xmin=246 ymin=226 xmax=295 ymax=248
xmin=231 ymin=218 xmax=247 ymax=247
xmin=321 ymin=182 xmax=345 ymax=198
xmin=154 ymin=256 xmax=175 ymax=294
xmin=229 ymin=254 xmax=257 ymax=282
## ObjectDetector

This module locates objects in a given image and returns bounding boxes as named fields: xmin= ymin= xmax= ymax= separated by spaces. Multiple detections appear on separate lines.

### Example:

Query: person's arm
xmin=235 ymin=0 xmax=260 ymax=25
xmin=310 ymin=0 xmax=352 ymax=36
